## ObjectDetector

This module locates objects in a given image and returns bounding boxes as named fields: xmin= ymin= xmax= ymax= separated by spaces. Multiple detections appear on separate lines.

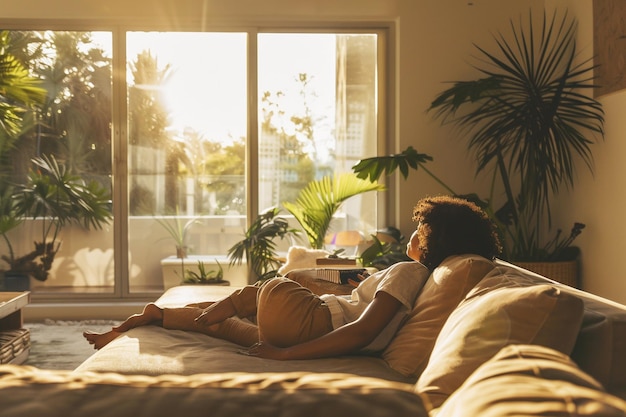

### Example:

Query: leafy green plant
xmin=155 ymin=209 xmax=200 ymax=258
xmin=355 ymin=11 xmax=603 ymax=263
xmin=1 ymin=155 xmax=112 ymax=281
xmin=428 ymin=11 xmax=603 ymax=261
xmin=283 ymin=173 xmax=385 ymax=249
xmin=228 ymin=207 xmax=300 ymax=282
xmin=0 ymin=30 xmax=46 ymax=158
xmin=359 ymin=227 xmax=411 ymax=270
xmin=0 ymin=185 xmax=23 ymax=269
xmin=182 ymin=260 xmax=227 ymax=285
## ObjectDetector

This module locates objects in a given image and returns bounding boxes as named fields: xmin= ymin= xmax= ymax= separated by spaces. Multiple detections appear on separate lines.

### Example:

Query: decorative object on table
xmin=316 ymin=257 xmax=357 ymax=266
xmin=277 ymin=246 xmax=332 ymax=275
xmin=312 ymin=268 xmax=367 ymax=285
xmin=353 ymin=11 xmax=604 ymax=287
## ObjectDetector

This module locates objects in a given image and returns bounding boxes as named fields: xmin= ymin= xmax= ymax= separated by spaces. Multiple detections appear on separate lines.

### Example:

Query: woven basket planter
xmin=514 ymin=259 xmax=579 ymax=288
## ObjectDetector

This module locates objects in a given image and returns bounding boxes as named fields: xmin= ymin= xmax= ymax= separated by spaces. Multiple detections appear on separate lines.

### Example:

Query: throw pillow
xmin=416 ymin=270 xmax=585 ymax=409
xmin=434 ymin=344 xmax=626 ymax=417
xmin=382 ymin=254 xmax=495 ymax=377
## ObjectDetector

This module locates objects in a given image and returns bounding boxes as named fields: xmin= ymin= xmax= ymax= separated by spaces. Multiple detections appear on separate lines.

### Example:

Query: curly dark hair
xmin=412 ymin=195 xmax=502 ymax=270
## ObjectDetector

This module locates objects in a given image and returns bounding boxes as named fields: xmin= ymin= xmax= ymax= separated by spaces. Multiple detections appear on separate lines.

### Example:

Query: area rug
xmin=23 ymin=319 xmax=120 ymax=370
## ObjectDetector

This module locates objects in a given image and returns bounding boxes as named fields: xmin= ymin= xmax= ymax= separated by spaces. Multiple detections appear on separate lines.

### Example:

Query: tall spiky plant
xmin=431 ymin=10 xmax=604 ymax=261
xmin=354 ymin=10 xmax=604 ymax=262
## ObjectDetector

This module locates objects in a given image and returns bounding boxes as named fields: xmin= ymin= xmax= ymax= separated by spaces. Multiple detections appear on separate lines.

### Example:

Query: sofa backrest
xmin=416 ymin=264 xmax=585 ymax=408
xmin=495 ymin=260 xmax=626 ymax=398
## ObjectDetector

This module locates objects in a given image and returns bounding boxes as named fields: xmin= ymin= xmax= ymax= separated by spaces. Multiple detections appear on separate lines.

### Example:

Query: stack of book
xmin=313 ymin=268 xmax=367 ymax=285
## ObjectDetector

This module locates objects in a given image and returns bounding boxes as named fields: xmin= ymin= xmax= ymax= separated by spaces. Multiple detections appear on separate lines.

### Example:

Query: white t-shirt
xmin=320 ymin=261 xmax=430 ymax=353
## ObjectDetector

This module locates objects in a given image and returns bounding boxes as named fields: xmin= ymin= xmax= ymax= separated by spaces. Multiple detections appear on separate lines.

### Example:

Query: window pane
xmin=126 ymin=32 xmax=247 ymax=292
xmin=258 ymin=33 xmax=379 ymax=238
xmin=0 ymin=30 xmax=114 ymax=295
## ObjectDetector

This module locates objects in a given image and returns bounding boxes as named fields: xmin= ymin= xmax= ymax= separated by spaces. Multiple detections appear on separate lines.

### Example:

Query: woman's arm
xmin=244 ymin=291 xmax=402 ymax=360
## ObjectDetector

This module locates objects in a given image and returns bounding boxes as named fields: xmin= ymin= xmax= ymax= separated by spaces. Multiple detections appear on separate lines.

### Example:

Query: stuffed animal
xmin=278 ymin=246 xmax=331 ymax=275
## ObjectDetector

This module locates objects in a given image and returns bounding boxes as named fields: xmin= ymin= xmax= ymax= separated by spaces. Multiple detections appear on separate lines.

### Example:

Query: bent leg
xmin=256 ymin=277 xmax=333 ymax=348
xmin=228 ymin=284 xmax=262 ymax=318
xmin=163 ymin=306 xmax=258 ymax=347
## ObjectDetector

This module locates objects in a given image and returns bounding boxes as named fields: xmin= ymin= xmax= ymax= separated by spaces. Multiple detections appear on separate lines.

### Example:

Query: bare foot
xmin=83 ymin=330 xmax=122 ymax=350
xmin=82 ymin=303 xmax=164 ymax=350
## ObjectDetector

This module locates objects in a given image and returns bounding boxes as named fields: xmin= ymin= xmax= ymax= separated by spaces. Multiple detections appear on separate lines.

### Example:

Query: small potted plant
xmin=155 ymin=209 xmax=200 ymax=259
xmin=182 ymin=260 xmax=229 ymax=286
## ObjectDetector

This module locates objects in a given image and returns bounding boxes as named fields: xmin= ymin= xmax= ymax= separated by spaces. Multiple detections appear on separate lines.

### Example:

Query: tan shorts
xmin=256 ymin=277 xmax=334 ymax=348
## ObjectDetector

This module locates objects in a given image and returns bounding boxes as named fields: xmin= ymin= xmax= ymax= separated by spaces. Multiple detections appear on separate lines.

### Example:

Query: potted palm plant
xmin=282 ymin=173 xmax=385 ymax=250
xmin=0 ymin=155 xmax=112 ymax=289
xmin=228 ymin=173 xmax=384 ymax=283
xmin=354 ymin=11 xmax=604 ymax=287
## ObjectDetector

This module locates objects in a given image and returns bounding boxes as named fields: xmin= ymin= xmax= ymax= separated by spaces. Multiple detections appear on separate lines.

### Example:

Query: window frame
xmin=0 ymin=19 xmax=396 ymax=303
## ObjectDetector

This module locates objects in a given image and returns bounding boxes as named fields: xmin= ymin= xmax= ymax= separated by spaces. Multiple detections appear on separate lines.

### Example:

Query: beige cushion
xmin=496 ymin=259 xmax=626 ymax=395
xmin=416 ymin=269 xmax=585 ymax=409
xmin=0 ymin=365 xmax=428 ymax=417
xmin=382 ymin=254 xmax=495 ymax=377
xmin=435 ymin=344 xmax=626 ymax=416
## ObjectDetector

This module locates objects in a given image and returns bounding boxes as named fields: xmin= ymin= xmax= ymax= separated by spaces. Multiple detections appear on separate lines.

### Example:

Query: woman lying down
xmin=84 ymin=195 xmax=501 ymax=360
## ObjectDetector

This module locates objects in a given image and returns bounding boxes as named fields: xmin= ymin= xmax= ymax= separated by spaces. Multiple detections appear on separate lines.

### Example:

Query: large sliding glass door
xmin=0 ymin=25 xmax=385 ymax=299
xmin=125 ymin=32 xmax=248 ymax=293
xmin=0 ymin=30 xmax=114 ymax=295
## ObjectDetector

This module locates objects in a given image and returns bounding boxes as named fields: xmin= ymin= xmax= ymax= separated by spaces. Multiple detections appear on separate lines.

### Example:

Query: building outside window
xmin=0 ymin=27 xmax=386 ymax=300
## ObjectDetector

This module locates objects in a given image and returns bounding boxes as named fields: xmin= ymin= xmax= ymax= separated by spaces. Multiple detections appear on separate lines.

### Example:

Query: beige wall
xmin=544 ymin=0 xmax=626 ymax=304
xmin=5 ymin=0 xmax=625 ymax=304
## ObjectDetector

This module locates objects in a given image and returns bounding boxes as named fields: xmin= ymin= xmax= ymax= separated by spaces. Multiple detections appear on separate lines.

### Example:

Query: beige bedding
xmin=75 ymin=285 xmax=412 ymax=382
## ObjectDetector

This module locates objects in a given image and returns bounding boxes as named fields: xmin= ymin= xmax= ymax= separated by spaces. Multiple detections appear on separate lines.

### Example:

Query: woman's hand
xmin=240 ymin=341 xmax=287 ymax=360
xmin=348 ymin=271 xmax=370 ymax=288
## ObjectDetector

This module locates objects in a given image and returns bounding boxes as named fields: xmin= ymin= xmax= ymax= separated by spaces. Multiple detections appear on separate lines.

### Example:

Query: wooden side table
xmin=0 ymin=291 xmax=31 ymax=365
